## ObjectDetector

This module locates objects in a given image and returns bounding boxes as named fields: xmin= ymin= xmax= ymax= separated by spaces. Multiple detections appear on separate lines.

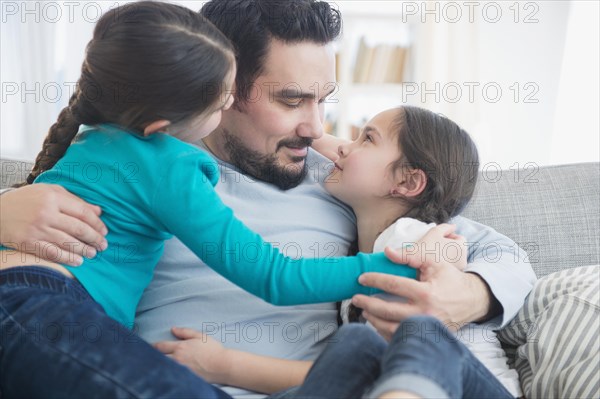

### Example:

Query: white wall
xmin=550 ymin=0 xmax=600 ymax=165
xmin=474 ymin=0 xmax=571 ymax=167
xmin=407 ymin=0 xmax=598 ymax=168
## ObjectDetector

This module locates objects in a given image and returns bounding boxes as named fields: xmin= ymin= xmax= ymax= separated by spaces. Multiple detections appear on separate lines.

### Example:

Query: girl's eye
xmin=363 ymin=134 xmax=373 ymax=143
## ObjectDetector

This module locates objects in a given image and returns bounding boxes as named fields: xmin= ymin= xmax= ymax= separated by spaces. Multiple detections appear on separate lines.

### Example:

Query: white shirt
xmin=348 ymin=217 xmax=523 ymax=398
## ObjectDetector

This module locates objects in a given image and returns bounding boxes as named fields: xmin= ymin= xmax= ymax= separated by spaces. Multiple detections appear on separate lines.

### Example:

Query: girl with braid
xmin=0 ymin=2 xmax=418 ymax=397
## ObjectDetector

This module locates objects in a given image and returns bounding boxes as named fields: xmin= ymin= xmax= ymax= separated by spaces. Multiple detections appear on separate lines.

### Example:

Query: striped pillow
xmin=498 ymin=265 xmax=599 ymax=399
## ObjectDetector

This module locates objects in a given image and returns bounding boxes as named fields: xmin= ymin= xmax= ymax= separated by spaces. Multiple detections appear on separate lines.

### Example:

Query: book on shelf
xmin=352 ymin=37 xmax=408 ymax=84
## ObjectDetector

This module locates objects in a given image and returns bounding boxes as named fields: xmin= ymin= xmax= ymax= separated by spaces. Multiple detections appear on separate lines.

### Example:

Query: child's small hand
xmin=153 ymin=327 xmax=233 ymax=384
xmin=413 ymin=224 xmax=468 ymax=271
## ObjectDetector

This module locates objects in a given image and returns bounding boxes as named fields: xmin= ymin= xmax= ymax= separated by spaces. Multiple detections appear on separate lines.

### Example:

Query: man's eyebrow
xmin=275 ymin=86 xmax=336 ymax=100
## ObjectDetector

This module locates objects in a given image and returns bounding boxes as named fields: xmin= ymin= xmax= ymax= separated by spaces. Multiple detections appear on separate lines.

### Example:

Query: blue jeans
xmin=292 ymin=316 xmax=515 ymax=399
xmin=0 ymin=267 xmax=231 ymax=399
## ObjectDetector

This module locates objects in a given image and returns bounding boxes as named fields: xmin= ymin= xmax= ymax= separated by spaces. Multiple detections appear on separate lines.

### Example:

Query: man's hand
xmin=415 ymin=223 xmax=468 ymax=271
xmin=352 ymin=224 xmax=492 ymax=341
xmin=154 ymin=327 xmax=233 ymax=385
xmin=0 ymin=184 xmax=108 ymax=265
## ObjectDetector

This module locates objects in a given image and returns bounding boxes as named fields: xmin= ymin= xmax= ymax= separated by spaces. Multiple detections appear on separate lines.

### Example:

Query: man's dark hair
xmin=201 ymin=0 xmax=342 ymax=105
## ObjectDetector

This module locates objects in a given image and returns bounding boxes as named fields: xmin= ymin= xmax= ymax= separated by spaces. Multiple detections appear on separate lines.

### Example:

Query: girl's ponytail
xmin=25 ymin=69 xmax=103 ymax=185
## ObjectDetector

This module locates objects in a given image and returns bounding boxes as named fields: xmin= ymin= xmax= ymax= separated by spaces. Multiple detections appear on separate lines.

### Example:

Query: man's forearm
xmin=466 ymin=272 xmax=502 ymax=323
xmin=453 ymin=215 xmax=537 ymax=327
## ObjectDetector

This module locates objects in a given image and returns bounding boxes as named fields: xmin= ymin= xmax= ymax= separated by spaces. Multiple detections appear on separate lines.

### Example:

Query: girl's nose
xmin=337 ymin=143 xmax=349 ymax=157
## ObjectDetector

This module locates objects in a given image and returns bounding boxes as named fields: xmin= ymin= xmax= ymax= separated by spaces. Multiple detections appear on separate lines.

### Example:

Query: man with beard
xmin=0 ymin=0 xmax=535 ymax=397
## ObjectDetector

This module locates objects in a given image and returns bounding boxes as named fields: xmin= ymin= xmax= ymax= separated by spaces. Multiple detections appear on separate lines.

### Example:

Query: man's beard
xmin=223 ymin=130 xmax=312 ymax=190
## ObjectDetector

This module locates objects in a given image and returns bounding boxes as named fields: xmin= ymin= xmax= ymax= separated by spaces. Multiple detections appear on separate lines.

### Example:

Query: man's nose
xmin=296 ymin=102 xmax=324 ymax=140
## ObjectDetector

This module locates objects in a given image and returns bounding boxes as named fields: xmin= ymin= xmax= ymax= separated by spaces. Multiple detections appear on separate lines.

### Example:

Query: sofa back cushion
xmin=1 ymin=159 xmax=32 ymax=189
xmin=462 ymin=162 xmax=599 ymax=277
xmin=2 ymin=159 xmax=599 ymax=277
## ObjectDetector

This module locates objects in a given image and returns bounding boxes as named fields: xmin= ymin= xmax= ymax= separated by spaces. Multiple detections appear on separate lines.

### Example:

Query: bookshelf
xmin=326 ymin=2 xmax=415 ymax=139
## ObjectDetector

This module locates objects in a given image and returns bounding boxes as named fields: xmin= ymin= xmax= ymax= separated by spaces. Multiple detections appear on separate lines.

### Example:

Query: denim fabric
xmin=286 ymin=317 xmax=515 ymax=399
xmin=0 ymin=267 xmax=231 ymax=399
xmin=267 ymin=386 xmax=300 ymax=399
xmin=367 ymin=316 xmax=515 ymax=399
xmin=293 ymin=324 xmax=387 ymax=398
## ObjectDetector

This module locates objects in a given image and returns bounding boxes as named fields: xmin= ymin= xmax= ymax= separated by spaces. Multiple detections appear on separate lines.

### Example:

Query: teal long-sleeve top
xmin=26 ymin=124 xmax=416 ymax=327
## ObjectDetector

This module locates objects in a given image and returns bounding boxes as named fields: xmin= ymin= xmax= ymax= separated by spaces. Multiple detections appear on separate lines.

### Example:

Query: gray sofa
xmin=3 ymin=159 xmax=598 ymax=277
xmin=462 ymin=162 xmax=599 ymax=277
xmin=1 ymin=159 xmax=599 ymax=397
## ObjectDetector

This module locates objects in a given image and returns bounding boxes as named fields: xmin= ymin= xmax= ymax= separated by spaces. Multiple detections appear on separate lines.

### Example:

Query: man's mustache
xmin=277 ymin=137 xmax=313 ymax=151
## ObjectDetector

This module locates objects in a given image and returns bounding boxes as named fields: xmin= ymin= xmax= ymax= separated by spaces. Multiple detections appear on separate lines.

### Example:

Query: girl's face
xmin=325 ymin=109 xmax=403 ymax=207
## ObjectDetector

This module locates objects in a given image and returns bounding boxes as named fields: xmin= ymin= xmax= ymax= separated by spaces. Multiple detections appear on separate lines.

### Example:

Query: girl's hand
xmin=156 ymin=327 xmax=313 ymax=394
xmin=153 ymin=327 xmax=233 ymax=384
xmin=413 ymin=223 xmax=468 ymax=271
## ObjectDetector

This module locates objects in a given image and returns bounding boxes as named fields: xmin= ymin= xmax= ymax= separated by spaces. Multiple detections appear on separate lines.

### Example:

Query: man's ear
xmin=390 ymin=169 xmax=427 ymax=198
xmin=143 ymin=120 xmax=171 ymax=136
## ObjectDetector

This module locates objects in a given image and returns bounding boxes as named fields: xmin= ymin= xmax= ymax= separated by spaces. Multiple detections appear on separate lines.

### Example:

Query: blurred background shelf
xmin=327 ymin=1 xmax=415 ymax=139
xmin=2 ymin=1 xmax=597 ymax=167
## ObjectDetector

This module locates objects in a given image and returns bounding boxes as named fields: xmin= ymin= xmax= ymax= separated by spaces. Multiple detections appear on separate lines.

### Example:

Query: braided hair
xmin=22 ymin=1 xmax=234 ymax=186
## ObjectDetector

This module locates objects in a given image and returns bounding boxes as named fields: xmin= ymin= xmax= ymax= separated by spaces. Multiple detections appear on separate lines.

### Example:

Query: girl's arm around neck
xmin=153 ymin=153 xmax=417 ymax=307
